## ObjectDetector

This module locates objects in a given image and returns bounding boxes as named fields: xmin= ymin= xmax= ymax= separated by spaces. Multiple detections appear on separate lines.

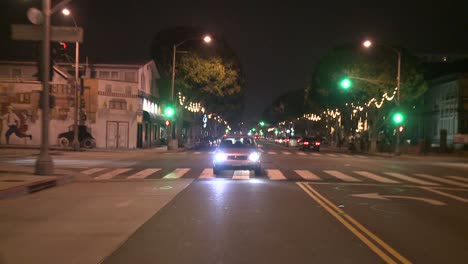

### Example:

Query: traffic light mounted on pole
xmin=164 ymin=105 xmax=175 ymax=119
xmin=340 ymin=78 xmax=352 ymax=90
xmin=392 ymin=112 xmax=404 ymax=125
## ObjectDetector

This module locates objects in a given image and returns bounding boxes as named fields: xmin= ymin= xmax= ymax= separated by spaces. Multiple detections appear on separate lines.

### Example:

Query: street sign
xmin=11 ymin=24 xmax=83 ymax=43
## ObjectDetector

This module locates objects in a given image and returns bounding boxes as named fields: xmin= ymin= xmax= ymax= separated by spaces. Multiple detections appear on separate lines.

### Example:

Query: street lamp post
xmin=34 ymin=0 xmax=73 ymax=175
xmin=168 ymin=35 xmax=212 ymax=150
xmin=62 ymin=8 xmax=80 ymax=151
xmin=363 ymin=39 xmax=402 ymax=155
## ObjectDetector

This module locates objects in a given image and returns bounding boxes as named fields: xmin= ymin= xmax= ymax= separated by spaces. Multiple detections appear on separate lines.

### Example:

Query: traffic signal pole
xmin=395 ymin=50 xmax=401 ymax=155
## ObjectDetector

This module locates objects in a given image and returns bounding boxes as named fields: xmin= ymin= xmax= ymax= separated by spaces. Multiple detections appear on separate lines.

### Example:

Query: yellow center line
xmin=297 ymin=182 xmax=411 ymax=264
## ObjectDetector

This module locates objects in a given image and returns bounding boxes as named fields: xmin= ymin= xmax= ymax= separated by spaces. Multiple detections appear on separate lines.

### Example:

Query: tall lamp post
xmin=62 ymin=8 xmax=80 ymax=151
xmin=363 ymin=39 xmax=402 ymax=155
xmin=168 ymin=35 xmax=212 ymax=150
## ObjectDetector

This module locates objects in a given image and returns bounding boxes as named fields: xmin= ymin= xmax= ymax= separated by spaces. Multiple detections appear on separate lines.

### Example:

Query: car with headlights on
xmin=213 ymin=136 xmax=262 ymax=175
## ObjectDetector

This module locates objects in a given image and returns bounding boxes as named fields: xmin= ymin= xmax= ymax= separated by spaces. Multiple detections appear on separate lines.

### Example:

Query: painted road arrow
xmin=351 ymin=192 xmax=446 ymax=206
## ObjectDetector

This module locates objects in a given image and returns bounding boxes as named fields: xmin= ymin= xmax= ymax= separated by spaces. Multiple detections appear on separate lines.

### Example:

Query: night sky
xmin=1 ymin=0 xmax=467 ymax=120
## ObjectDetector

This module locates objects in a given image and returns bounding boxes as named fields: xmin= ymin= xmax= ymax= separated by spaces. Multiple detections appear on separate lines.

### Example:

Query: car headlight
xmin=214 ymin=152 xmax=227 ymax=162
xmin=248 ymin=152 xmax=260 ymax=162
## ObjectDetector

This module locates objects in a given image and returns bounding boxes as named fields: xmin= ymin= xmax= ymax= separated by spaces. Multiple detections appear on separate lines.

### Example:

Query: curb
xmin=0 ymin=174 xmax=74 ymax=199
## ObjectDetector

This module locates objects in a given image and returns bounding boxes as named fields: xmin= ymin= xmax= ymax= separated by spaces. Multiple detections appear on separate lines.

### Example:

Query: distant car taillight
xmin=304 ymin=141 xmax=309 ymax=145
xmin=297 ymin=139 xmax=301 ymax=142
xmin=286 ymin=139 xmax=290 ymax=142
xmin=315 ymin=142 xmax=321 ymax=146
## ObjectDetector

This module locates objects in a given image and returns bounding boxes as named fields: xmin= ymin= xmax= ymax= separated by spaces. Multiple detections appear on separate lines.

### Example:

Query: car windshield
xmin=220 ymin=137 xmax=255 ymax=148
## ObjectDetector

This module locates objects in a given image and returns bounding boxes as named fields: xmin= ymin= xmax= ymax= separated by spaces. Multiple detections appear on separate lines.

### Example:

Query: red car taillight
xmin=304 ymin=141 xmax=309 ymax=145
xmin=315 ymin=142 xmax=321 ymax=146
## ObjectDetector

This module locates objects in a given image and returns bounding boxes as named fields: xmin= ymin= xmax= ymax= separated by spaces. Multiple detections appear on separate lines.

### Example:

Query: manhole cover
xmin=2 ymin=179 xmax=26 ymax=182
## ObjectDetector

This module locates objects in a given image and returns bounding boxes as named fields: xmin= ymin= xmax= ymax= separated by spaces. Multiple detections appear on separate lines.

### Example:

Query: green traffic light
xmin=393 ymin=112 xmax=404 ymax=124
xmin=164 ymin=106 xmax=175 ymax=118
xmin=260 ymin=121 xmax=265 ymax=127
xmin=340 ymin=78 xmax=352 ymax=90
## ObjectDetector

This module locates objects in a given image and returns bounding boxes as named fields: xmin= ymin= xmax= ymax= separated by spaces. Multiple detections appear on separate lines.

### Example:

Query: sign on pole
xmin=11 ymin=24 xmax=83 ymax=43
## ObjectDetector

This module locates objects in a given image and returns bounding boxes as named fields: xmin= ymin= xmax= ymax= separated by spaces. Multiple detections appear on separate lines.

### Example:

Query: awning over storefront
xmin=143 ymin=111 xmax=165 ymax=125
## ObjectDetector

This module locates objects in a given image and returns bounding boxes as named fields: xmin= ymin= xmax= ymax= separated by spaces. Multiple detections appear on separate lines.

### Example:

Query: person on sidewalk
xmin=1 ymin=105 xmax=32 ymax=144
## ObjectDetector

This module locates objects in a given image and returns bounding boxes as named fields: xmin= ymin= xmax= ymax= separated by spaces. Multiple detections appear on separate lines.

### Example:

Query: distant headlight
xmin=248 ymin=152 xmax=260 ymax=162
xmin=214 ymin=152 xmax=227 ymax=162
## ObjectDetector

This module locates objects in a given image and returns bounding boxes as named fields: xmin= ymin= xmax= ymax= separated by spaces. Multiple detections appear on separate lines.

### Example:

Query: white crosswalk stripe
xmin=81 ymin=168 xmax=106 ymax=175
xmin=268 ymin=151 xmax=277 ymax=155
xmin=326 ymin=154 xmax=337 ymax=157
xmin=127 ymin=168 xmax=160 ymax=179
xmin=297 ymin=152 xmax=306 ymax=156
xmin=199 ymin=168 xmax=214 ymax=179
xmin=447 ymin=176 xmax=468 ymax=183
xmin=294 ymin=170 xmax=321 ymax=180
xmin=162 ymin=168 xmax=190 ymax=179
xmin=94 ymin=168 xmax=132 ymax=180
xmin=414 ymin=174 xmax=468 ymax=188
xmin=233 ymin=170 xmax=250 ymax=180
xmin=354 ymin=171 xmax=400 ymax=184
xmin=282 ymin=151 xmax=292 ymax=155
xmin=266 ymin=169 xmax=287 ymax=180
xmin=384 ymin=172 xmax=439 ymax=186
xmin=193 ymin=152 xmax=202 ymax=154
xmin=311 ymin=153 xmax=321 ymax=156
xmin=324 ymin=170 xmax=361 ymax=182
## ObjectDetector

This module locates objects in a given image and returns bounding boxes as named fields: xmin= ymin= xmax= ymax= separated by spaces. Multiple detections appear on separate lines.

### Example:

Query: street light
xmin=363 ymin=39 xmax=402 ymax=155
xmin=169 ymin=34 xmax=212 ymax=150
xmin=62 ymin=8 xmax=81 ymax=151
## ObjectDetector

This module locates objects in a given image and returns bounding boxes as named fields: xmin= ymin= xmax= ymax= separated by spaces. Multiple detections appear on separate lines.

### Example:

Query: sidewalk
xmin=0 ymin=164 xmax=75 ymax=199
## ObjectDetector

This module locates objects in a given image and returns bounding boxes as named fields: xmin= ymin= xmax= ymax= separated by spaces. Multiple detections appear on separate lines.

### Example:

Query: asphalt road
xmin=1 ymin=142 xmax=467 ymax=263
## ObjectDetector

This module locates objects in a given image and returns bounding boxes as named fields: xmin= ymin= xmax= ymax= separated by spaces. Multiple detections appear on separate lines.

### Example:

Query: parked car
xmin=213 ymin=135 xmax=262 ymax=175
xmin=57 ymin=125 xmax=96 ymax=149
xmin=298 ymin=137 xmax=321 ymax=151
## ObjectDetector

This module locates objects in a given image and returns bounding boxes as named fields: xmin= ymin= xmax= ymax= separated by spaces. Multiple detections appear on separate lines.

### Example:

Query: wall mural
xmin=0 ymin=104 xmax=33 ymax=144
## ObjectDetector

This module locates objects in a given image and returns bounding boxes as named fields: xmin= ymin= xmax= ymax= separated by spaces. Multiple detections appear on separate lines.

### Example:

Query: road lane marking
xmin=297 ymin=183 xmax=410 ymax=264
xmin=94 ymin=168 xmax=132 ymax=180
xmin=127 ymin=168 xmax=160 ymax=179
xmin=297 ymin=152 xmax=306 ymax=156
xmin=199 ymin=168 xmax=214 ymax=179
xmin=324 ymin=170 xmax=361 ymax=182
xmin=193 ymin=152 xmax=202 ymax=154
xmin=447 ymin=176 xmax=468 ymax=183
xmin=420 ymin=187 xmax=468 ymax=203
xmin=268 ymin=151 xmax=277 ymax=155
xmin=414 ymin=174 xmax=468 ymax=188
xmin=294 ymin=170 xmax=321 ymax=180
xmin=354 ymin=171 xmax=400 ymax=184
xmin=162 ymin=168 xmax=190 ymax=179
xmin=232 ymin=170 xmax=250 ymax=180
xmin=81 ymin=168 xmax=106 ymax=175
xmin=384 ymin=172 xmax=439 ymax=186
xmin=282 ymin=151 xmax=292 ymax=155
xmin=265 ymin=169 xmax=287 ymax=180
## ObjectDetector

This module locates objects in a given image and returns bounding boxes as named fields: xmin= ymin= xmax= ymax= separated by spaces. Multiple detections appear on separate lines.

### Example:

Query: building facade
xmin=0 ymin=60 xmax=164 ymax=149
xmin=422 ymin=73 xmax=468 ymax=149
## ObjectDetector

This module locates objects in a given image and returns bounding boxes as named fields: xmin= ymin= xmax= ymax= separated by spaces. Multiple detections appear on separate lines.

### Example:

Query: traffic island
xmin=0 ymin=173 xmax=72 ymax=199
